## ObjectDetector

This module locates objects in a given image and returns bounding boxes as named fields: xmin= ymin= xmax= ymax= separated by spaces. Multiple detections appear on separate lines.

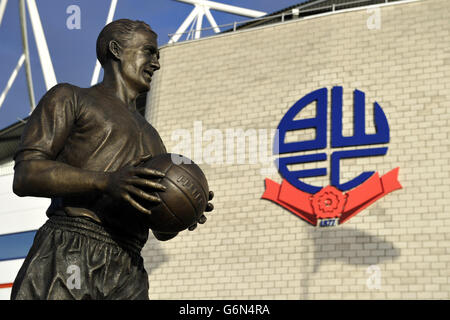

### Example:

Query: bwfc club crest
xmin=262 ymin=87 xmax=402 ymax=227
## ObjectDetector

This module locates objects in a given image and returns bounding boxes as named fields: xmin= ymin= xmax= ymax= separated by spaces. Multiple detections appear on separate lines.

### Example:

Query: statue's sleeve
xmin=14 ymin=83 xmax=78 ymax=165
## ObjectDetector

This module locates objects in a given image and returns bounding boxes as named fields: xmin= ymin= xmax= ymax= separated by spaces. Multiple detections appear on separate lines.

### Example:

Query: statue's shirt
xmin=14 ymin=83 xmax=167 ymax=243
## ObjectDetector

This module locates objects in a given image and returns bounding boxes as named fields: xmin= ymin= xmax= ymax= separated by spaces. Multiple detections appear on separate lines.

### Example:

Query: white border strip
xmin=0 ymin=287 xmax=12 ymax=300
xmin=0 ymin=259 xmax=24 ymax=284
xmin=0 ymin=258 xmax=25 ymax=300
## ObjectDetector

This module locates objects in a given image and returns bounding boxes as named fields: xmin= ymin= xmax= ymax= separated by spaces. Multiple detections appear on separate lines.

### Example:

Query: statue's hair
xmin=96 ymin=19 xmax=156 ymax=66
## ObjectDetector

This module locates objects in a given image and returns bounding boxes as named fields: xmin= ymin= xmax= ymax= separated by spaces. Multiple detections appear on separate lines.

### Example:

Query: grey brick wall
xmin=142 ymin=0 xmax=450 ymax=299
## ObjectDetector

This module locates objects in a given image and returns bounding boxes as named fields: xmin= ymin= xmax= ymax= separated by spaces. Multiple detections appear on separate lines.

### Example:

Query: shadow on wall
xmin=311 ymin=206 xmax=399 ymax=272
xmin=297 ymin=206 xmax=401 ymax=298
xmin=311 ymin=226 xmax=401 ymax=273
xmin=142 ymin=235 xmax=169 ymax=275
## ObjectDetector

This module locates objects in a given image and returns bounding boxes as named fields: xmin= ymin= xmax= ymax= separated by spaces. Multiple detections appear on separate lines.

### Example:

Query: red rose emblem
xmin=311 ymin=186 xmax=346 ymax=219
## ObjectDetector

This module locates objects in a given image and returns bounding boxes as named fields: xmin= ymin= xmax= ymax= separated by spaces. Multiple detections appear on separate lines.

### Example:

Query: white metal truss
xmin=26 ymin=0 xmax=57 ymax=92
xmin=0 ymin=0 xmax=119 ymax=111
xmin=169 ymin=0 xmax=266 ymax=44
xmin=0 ymin=0 xmax=57 ymax=111
xmin=1 ymin=0 xmax=264 ymax=111
xmin=0 ymin=0 xmax=8 ymax=27
xmin=0 ymin=54 xmax=25 ymax=109
xmin=90 ymin=0 xmax=118 ymax=86
xmin=19 ymin=0 xmax=35 ymax=110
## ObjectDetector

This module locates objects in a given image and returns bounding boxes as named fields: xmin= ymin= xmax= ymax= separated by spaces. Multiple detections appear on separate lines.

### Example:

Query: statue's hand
xmin=188 ymin=191 xmax=214 ymax=231
xmin=103 ymin=155 xmax=166 ymax=215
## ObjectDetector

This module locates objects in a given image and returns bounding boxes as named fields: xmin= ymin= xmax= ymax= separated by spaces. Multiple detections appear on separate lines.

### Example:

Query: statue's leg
xmin=105 ymin=253 xmax=150 ymax=300
xmin=11 ymin=217 xmax=149 ymax=300
xmin=10 ymin=220 xmax=93 ymax=300
xmin=11 ymin=215 xmax=149 ymax=300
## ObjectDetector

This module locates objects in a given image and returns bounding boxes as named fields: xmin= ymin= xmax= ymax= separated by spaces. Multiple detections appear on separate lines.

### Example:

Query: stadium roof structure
xmin=223 ymin=0 xmax=404 ymax=32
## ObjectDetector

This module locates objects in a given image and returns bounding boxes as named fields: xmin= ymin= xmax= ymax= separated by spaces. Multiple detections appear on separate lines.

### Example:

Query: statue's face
xmin=118 ymin=29 xmax=160 ymax=93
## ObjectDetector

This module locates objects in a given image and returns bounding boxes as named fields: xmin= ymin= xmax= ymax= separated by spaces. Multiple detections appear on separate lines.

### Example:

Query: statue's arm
xmin=13 ymin=158 xmax=166 ymax=215
xmin=13 ymin=159 xmax=108 ymax=198
xmin=12 ymin=84 xmax=104 ymax=198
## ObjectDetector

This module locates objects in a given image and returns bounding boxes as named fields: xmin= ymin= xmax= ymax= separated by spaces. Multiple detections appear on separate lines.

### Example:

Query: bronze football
xmin=139 ymin=153 xmax=209 ymax=233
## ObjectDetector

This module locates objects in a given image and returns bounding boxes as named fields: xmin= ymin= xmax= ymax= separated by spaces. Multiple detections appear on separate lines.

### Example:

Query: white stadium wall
xmin=142 ymin=0 xmax=450 ymax=299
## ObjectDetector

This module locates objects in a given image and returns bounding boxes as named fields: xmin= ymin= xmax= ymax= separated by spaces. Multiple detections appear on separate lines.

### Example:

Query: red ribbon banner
xmin=261 ymin=168 xmax=402 ymax=226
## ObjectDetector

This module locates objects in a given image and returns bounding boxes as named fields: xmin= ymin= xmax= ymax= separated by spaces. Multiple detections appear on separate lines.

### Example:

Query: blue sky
xmin=0 ymin=0 xmax=306 ymax=129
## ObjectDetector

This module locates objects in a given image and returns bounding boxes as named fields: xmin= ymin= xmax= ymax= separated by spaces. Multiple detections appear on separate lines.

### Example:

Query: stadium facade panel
xmin=142 ymin=0 xmax=450 ymax=299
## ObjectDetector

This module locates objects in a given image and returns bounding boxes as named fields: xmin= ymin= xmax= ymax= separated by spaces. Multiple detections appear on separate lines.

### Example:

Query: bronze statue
xmin=10 ymin=19 xmax=214 ymax=300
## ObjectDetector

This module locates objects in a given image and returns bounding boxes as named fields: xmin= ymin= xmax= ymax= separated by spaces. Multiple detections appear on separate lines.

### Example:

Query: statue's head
xmin=96 ymin=19 xmax=160 ymax=92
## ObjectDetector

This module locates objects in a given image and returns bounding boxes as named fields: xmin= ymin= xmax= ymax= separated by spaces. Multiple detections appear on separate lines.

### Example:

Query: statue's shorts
xmin=10 ymin=215 xmax=149 ymax=300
